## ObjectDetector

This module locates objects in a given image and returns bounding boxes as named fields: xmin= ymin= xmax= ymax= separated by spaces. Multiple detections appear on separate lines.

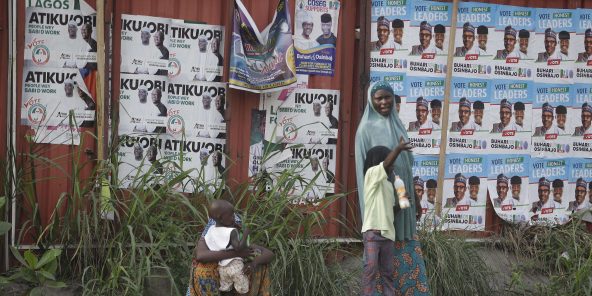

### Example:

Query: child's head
xmin=364 ymin=146 xmax=391 ymax=175
xmin=209 ymin=199 xmax=235 ymax=227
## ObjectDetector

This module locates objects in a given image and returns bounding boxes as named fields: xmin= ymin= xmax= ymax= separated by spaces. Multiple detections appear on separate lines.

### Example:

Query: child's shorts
xmin=219 ymin=259 xmax=249 ymax=294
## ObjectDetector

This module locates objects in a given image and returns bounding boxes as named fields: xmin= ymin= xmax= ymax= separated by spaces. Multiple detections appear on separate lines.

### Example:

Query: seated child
xmin=204 ymin=200 xmax=252 ymax=294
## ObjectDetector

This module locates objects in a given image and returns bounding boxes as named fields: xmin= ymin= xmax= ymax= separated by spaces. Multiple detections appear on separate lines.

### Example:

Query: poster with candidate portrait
xmin=488 ymin=80 xmax=532 ymax=153
xmin=369 ymin=0 xmax=410 ymax=74
xmin=491 ymin=5 xmax=535 ymax=81
xmin=406 ymin=1 xmax=452 ymax=77
xmin=574 ymin=9 xmax=592 ymax=83
xmin=571 ymin=84 xmax=592 ymax=156
xmin=446 ymin=77 xmax=490 ymax=154
xmin=531 ymin=82 xmax=575 ymax=158
xmin=441 ymin=154 xmax=488 ymax=231
xmin=120 ymin=14 xmax=170 ymax=76
xmin=261 ymin=88 xmax=340 ymax=145
xmin=229 ymin=0 xmax=297 ymax=93
xmin=488 ymin=155 xmax=531 ymax=224
xmin=25 ymin=7 xmax=97 ymax=69
xmin=402 ymin=75 xmax=443 ymax=154
xmin=452 ymin=2 xmax=497 ymax=79
xmin=529 ymin=158 xmax=571 ymax=226
xmin=533 ymin=8 xmax=576 ymax=84
xmin=568 ymin=158 xmax=592 ymax=214
xmin=412 ymin=155 xmax=441 ymax=229
xmin=293 ymin=0 xmax=340 ymax=76
xmin=167 ymin=21 xmax=224 ymax=82
xmin=118 ymin=74 xmax=169 ymax=135
xmin=21 ymin=65 xmax=95 ymax=128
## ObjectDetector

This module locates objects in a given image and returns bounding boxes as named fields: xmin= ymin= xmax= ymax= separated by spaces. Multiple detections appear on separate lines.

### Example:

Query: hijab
xmin=355 ymin=81 xmax=416 ymax=241
xmin=363 ymin=146 xmax=391 ymax=176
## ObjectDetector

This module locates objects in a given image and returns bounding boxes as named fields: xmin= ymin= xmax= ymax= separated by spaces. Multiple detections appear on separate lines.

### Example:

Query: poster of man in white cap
xmin=488 ymin=155 xmax=531 ymax=223
xmin=412 ymin=155 xmax=441 ymax=228
xmin=575 ymin=9 xmax=592 ymax=65
xmin=488 ymin=80 xmax=532 ymax=153
xmin=529 ymin=158 xmax=571 ymax=226
xmin=293 ymin=0 xmax=341 ymax=76
xmin=369 ymin=0 xmax=409 ymax=74
xmin=120 ymin=14 xmax=170 ymax=76
xmin=118 ymin=74 xmax=168 ymax=135
xmin=571 ymin=84 xmax=592 ymax=157
xmin=568 ymin=159 xmax=592 ymax=214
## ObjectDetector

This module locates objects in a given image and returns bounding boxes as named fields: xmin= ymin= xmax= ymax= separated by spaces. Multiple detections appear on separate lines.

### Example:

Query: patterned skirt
xmin=187 ymin=261 xmax=271 ymax=296
xmin=375 ymin=239 xmax=430 ymax=296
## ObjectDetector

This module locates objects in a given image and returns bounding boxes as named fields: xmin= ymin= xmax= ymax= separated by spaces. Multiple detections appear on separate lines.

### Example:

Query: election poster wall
xmin=369 ymin=0 xmax=410 ymax=74
xmin=229 ymin=0 xmax=297 ymax=93
xmin=441 ymin=154 xmax=487 ymax=231
xmin=402 ymin=75 xmax=443 ymax=154
xmin=412 ymin=155 xmax=440 ymax=228
xmin=529 ymin=158 xmax=571 ymax=226
xmin=120 ymin=14 xmax=171 ymax=76
xmin=568 ymin=158 xmax=592 ymax=213
xmin=488 ymin=155 xmax=531 ymax=224
xmin=488 ymin=80 xmax=532 ymax=153
xmin=293 ymin=0 xmax=340 ymax=76
xmin=406 ymin=1 xmax=452 ymax=77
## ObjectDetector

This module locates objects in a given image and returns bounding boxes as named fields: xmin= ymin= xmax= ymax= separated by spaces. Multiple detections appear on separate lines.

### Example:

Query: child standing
xmin=361 ymin=138 xmax=412 ymax=296
xmin=204 ymin=200 xmax=251 ymax=294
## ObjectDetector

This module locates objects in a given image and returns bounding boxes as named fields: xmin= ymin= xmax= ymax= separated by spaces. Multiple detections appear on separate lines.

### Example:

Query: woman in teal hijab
xmin=355 ymin=81 xmax=429 ymax=295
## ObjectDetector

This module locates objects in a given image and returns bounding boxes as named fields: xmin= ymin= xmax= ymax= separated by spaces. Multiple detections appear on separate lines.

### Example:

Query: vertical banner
xmin=531 ymin=82 xmax=574 ymax=158
xmin=120 ymin=15 xmax=171 ymax=76
xmin=446 ymin=77 xmax=490 ymax=154
xmin=533 ymin=8 xmax=576 ymax=84
xmin=529 ymin=158 xmax=571 ymax=225
xmin=568 ymin=158 xmax=592 ymax=213
xmin=369 ymin=0 xmax=410 ymax=74
xmin=294 ymin=0 xmax=340 ymax=76
xmin=168 ymin=22 xmax=225 ymax=82
xmin=229 ymin=0 xmax=297 ymax=93
xmin=488 ymin=155 xmax=531 ymax=223
xmin=407 ymin=0 xmax=452 ymax=77
xmin=488 ymin=80 xmax=532 ymax=153
xmin=452 ymin=2 xmax=497 ymax=79
xmin=442 ymin=154 xmax=488 ymax=231
xmin=491 ymin=5 xmax=535 ymax=81
xmin=402 ymin=76 xmax=443 ymax=154
xmin=412 ymin=155 xmax=441 ymax=228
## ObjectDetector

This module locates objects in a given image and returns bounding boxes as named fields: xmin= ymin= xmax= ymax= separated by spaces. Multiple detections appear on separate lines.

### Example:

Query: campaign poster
xmin=21 ymin=65 xmax=95 ymax=127
xmin=568 ymin=158 xmax=592 ymax=214
xmin=571 ymin=84 xmax=592 ymax=156
xmin=167 ymin=21 xmax=224 ymax=82
xmin=118 ymin=74 xmax=169 ymax=135
xmin=25 ymin=7 xmax=97 ymax=69
xmin=120 ymin=14 xmax=170 ymax=76
xmin=117 ymin=134 xmax=226 ymax=193
xmin=488 ymin=80 xmax=532 ymax=153
xmin=229 ymin=0 xmax=297 ymax=93
xmin=529 ymin=158 xmax=571 ymax=226
xmin=166 ymin=81 xmax=227 ymax=139
xmin=452 ymin=2 xmax=497 ymax=79
xmin=531 ymin=82 xmax=574 ymax=158
xmin=407 ymin=1 xmax=452 ymax=77
xmin=441 ymin=154 xmax=488 ymax=231
xmin=294 ymin=0 xmax=340 ymax=76
xmin=30 ymin=124 xmax=81 ymax=145
xmin=402 ymin=75 xmax=443 ymax=154
xmin=533 ymin=8 xmax=576 ymax=84
xmin=270 ymin=144 xmax=336 ymax=203
xmin=412 ymin=155 xmax=440 ymax=228
xmin=369 ymin=70 xmax=406 ymax=114
xmin=574 ymin=9 xmax=592 ymax=83
xmin=488 ymin=155 xmax=531 ymax=223
xmin=262 ymin=88 xmax=340 ymax=145
xmin=369 ymin=0 xmax=410 ymax=73
xmin=446 ymin=77 xmax=490 ymax=154
xmin=491 ymin=5 xmax=535 ymax=81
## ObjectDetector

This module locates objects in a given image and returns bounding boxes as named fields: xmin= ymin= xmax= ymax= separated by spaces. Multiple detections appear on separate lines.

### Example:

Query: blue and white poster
xmin=488 ymin=80 xmax=532 ymax=153
xmin=369 ymin=0 xmax=410 ymax=73
xmin=412 ymin=155 xmax=440 ymax=228
xmin=571 ymin=84 xmax=592 ymax=156
xmin=488 ymin=155 xmax=530 ymax=223
xmin=568 ymin=158 xmax=592 ymax=214
xmin=529 ymin=158 xmax=571 ymax=226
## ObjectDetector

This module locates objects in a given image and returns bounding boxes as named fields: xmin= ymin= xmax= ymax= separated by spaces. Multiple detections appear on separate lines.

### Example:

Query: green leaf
xmin=10 ymin=246 xmax=28 ymax=267
xmin=0 ymin=275 xmax=11 ymax=285
xmin=28 ymin=287 xmax=42 ymax=296
xmin=36 ymin=269 xmax=56 ymax=281
xmin=36 ymin=249 xmax=61 ymax=269
xmin=0 ymin=196 xmax=6 ymax=208
xmin=0 ymin=222 xmax=11 ymax=236
xmin=24 ymin=250 xmax=38 ymax=268
xmin=44 ymin=280 xmax=67 ymax=288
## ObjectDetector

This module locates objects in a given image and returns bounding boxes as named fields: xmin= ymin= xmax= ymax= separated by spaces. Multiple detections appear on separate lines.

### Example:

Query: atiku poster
xmin=293 ymin=0 xmax=340 ymax=76
xmin=407 ymin=0 xmax=452 ymax=77
xmin=369 ymin=0 xmax=410 ymax=74
xmin=120 ymin=14 xmax=171 ymax=76
xmin=402 ymin=75 xmax=443 ymax=154
xmin=229 ymin=0 xmax=297 ymax=93
xmin=118 ymin=73 xmax=169 ymax=135
xmin=412 ymin=155 xmax=440 ymax=228
xmin=25 ymin=7 xmax=97 ymax=69
xmin=568 ymin=158 xmax=592 ymax=214
xmin=441 ymin=154 xmax=488 ymax=231
xmin=488 ymin=80 xmax=532 ymax=153
xmin=529 ymin=158 xmax=571 ymax=226
xmin=488 ymin=154 xmax=531 ymax=224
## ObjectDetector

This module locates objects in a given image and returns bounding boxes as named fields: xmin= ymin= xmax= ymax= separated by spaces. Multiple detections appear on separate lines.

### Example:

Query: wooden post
xmin=96 ymin=0 xmax=106 ymax=162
